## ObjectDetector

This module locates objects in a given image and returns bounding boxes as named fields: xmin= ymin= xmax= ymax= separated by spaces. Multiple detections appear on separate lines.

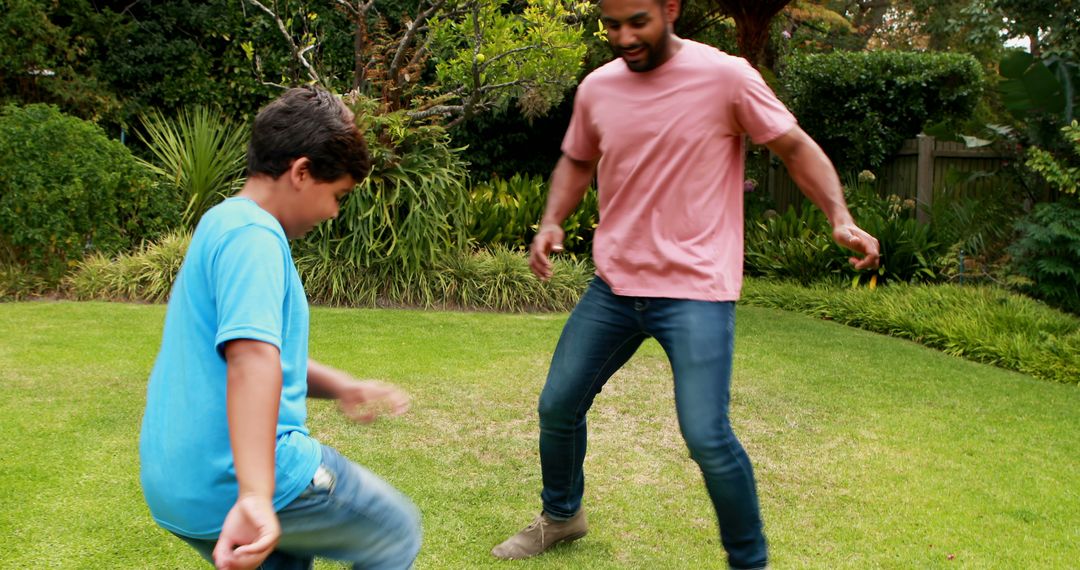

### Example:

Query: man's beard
xmin=613 ymin=32 xmax=670 ymax=72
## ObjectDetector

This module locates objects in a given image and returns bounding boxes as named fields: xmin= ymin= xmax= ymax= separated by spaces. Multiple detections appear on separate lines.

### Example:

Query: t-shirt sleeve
xmin=210 ymin=225 xmax=288 ymax=355
xmin=732 ymin=59 xmax=797 ymax=145
xmin=561 ymin=81 xmax=602 ymax=162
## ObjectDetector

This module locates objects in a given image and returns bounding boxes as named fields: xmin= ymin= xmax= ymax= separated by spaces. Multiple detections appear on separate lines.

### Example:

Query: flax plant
xmin=136 ymin=106 xmax=248 ymax=229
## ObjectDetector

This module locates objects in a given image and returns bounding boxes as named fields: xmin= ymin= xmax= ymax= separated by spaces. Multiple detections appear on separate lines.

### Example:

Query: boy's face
xmin=281 ymin=159 xmax=356 ymax=238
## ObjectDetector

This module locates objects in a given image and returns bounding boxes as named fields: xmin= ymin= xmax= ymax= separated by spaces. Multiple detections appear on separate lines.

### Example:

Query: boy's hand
xmin=213 ymin=495 xmax=280 ymax=570
xmin=337 ymin=381 xmax=410 ymax=424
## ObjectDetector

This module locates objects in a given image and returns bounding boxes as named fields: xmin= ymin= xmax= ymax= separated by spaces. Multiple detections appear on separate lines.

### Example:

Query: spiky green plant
xmin=136 ymin=106 xmax=248 ymax=229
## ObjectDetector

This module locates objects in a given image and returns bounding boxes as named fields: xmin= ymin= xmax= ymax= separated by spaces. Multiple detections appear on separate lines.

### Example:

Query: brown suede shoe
xmin=491 ymin=510 xmax=588 ymax=560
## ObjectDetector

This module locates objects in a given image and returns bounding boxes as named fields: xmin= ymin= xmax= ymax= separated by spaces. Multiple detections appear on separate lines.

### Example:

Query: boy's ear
xmin=286 ymin=157 xmax=313 ymax=191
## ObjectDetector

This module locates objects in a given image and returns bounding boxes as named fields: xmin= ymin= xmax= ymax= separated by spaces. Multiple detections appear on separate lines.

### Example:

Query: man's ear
xmin=665 ymin=0 xmax=680 ymax=22
xmin=287 ymin=157 xmax=312 ymax=189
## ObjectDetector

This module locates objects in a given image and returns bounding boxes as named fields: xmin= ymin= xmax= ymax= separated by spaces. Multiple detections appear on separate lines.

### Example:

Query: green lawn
xmin=0 ymin=301 xmax=1076 ymax=569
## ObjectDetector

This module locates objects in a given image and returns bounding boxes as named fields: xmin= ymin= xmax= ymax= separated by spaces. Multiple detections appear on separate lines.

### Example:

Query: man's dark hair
xmin=247 ymin=87 xmax=370 ymax=182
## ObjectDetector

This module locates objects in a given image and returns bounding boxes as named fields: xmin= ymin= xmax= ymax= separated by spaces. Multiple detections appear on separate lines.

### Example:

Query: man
xmin=490 ymin=0 xmax=880 ymax=568
xmin=140 ymin=87 xmax=421 ymax=570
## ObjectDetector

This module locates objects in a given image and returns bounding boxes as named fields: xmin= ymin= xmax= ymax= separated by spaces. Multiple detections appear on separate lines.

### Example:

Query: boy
xmin=140 ymin=87 xmax=421 ymax=570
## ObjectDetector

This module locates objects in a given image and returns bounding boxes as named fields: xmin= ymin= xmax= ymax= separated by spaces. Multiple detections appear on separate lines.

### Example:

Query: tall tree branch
xmin=244 ymin=0 xmax=322 ymax=84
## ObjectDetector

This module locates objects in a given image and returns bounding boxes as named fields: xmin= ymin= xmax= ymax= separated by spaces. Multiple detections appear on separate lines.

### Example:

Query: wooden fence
xmin=766 ymin=135 xmax=1008 ymax=223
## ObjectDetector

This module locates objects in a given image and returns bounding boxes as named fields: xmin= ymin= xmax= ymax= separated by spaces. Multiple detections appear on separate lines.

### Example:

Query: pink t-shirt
xmin=562 ymin=39 xmax=796 ymax=301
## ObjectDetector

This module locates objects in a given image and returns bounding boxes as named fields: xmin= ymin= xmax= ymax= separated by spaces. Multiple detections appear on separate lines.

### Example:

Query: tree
xmin=0 ymin=0 xmax=126 ymax=122
xmin=243 ymin=0 xmax=587 ymax=126
xmin=707 ymin=0 xmax=794 ymax=68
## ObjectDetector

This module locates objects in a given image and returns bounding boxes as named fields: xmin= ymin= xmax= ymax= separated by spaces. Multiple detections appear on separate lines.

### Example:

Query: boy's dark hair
xmin=247 ymin=87 xmax=370 ymax=182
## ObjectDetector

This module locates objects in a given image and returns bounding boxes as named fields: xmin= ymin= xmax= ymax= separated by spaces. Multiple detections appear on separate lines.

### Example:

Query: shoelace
xmin=527 ymin=514 xmax=548 ymax=545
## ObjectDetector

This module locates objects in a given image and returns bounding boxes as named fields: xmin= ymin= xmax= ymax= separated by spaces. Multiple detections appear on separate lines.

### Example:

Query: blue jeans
xmin=175 ymin=445 xmax=421 ymax=570
xmin=538 ymin=277 xmax=767 ymax=570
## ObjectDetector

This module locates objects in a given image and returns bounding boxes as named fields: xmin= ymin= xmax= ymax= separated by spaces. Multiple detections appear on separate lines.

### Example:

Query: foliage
xmin=1025 ymin=120 xmax=1080 ymax=197
xmin=0 ymin=263 xmax=51 ymax=301
xmin=926 ymin=179 xmax=1022 ymax=282
xmin=467 ymin=173 xmax=598 ymax=255
xmin=780 ymin=50 xmax=985 ymax=172
xmin=999 ymin=50 xmax=1079 ymax=129
xmin=428 ymin=0 xmax=588 ymax=122
xmin=297 ymin=94 xmax=471 ymax=285
xmin=991 ymin=0 xmax=1080 ymax=60
xmin=744 ymin=183 xmax=941 ymax=286
xmin=741 ymin=278 xmax=1080 ymax=385
xmin=744 ymin=206 xmax=844 ymax=285
xmin=242 ymin=0 xmax=588 ymax=126
xmin=0 ymin=104 xmax=179 ymax=279
xmin=1007 ymin=201 xmax=1080 ymax=314
xmin=65 ymin=230 xmax=192 ymax=304
xmin=843 ymin=183 xmax=940 ymax=284
xmin=0 ymin=0 xmax=126 ymax=122
xmin=136 ymin=106 xmax=249 ymax=229
xmin=68 ymin=231 xmax=593 ymax=312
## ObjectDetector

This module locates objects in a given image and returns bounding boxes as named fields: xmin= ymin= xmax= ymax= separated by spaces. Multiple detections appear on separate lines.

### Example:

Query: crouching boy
xmin=139 ymin=87 xmax=421 ymax=570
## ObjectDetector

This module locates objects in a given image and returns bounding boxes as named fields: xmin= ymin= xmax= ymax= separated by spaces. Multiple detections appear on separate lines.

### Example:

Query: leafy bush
xmin=741 ymin=279 xmax=1080 ymax=385
xmin=1005 ymin=121 xmax=1080 ymax=313
xmin=744 ymin=206 xmax=845 ymax=285
xmin=780 ymin=51 xmax=984 ymax=173
xmin=0 ymin=263 xmax=52 ymax=301
xmin=298 ymin=95 xmax=470 ymax=285
xmin=1007 ymin=201 xmax=1080 ymax=314
xmin=844 ymin=185 xmax=940 ymax=284
xmin=468 ymin=173 xmax=598 ymax=255
xmin=136 ymin=106 xmax=248 ymax=229
xmin=1025 ymin=120 xmax=1080 ymax=197
xmin=434 ymin=246 xmax=592 ymax=312
xmin=66 ymin=230 xmax=191 ymax=303
xmin=0 ymin=104 xmax=180 ymax=280
xmin=70 ymin=232 xmax=593 ymax=312
xmin=744 ymin=184 xmax=941 ymax=286
xmin=927 ymin=180 xmax=1024 ymax=283
xmin=300 ymin=245 xmax=594 ymax=311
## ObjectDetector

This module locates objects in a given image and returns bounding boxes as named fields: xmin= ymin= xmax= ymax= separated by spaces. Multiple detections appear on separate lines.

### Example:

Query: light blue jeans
xmin=175 ymin=445 xmax=421 ymax=570
xmin=538 ymin=277 xmax=767 ymax=570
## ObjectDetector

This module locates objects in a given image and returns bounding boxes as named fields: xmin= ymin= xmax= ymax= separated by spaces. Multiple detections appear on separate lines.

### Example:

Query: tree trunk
xmin=708 ymin=0 xmax=793 ymax=68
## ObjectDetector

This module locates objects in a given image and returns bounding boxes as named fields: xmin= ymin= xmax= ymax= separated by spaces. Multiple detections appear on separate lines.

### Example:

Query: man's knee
xmin=537 ymin=388 xmax=580 ymax=428
xmin=682 ymin=422 xmax=743 ymax=470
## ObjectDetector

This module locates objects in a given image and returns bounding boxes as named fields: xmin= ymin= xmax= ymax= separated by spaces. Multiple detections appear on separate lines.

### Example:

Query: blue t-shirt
xmin=139 ymin=197 xmax=322 ymax=539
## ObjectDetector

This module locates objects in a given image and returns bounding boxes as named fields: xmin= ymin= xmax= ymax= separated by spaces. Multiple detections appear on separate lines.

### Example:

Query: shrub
xmin=844 ymin=185 xmax=939 ymax=284
xmin=65 ymin=230 xmax=191 ymax=303
xmin=744 ymin=185 xmax=941 ymax=286
xmin=0 ymin=104 xmax=180 ymax=279
xmin=1007 ymin=201 xmax=1080 ymax=314
xmin=70 ymin=231 xmax=593 ymax=312
xmin=468 ymin=173 xmax=598 ymax=255
xmin=744 ymin=206 xmax=845 ymax=285
xmin=741 ymin=279 xmax=1080 ymax=385
xmin=136 ymin=105 xmax=248 ymax=229
xmin=300 ymin=245 xmax=593 ymax=311
xmin=298 ymin=95 xmax=470 ymax=286
xmin=780 ymin=51 xmax=984 ymax=173
xmin=0 ymin=263 xmax=52 ymax=301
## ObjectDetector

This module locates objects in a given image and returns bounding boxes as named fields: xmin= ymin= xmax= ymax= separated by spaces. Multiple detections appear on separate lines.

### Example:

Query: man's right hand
xmin=529 ymin=224 xmax=565 ymax=281
xmin=213 ymin=494 xmax=280 ymax=570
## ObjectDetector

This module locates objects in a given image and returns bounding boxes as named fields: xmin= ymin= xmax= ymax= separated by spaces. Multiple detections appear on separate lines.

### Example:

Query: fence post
xmin=916 ymin=134 xmax=934 ymax=224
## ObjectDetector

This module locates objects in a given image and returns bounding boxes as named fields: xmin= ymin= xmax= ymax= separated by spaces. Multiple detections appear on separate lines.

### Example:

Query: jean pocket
xmin=298 ymin=464 xmax=336 ymax=498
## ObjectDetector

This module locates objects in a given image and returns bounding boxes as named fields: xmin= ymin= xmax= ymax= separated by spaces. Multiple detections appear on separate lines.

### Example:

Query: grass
xmin=0 ymin=301 xmax=1077 ymax=568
